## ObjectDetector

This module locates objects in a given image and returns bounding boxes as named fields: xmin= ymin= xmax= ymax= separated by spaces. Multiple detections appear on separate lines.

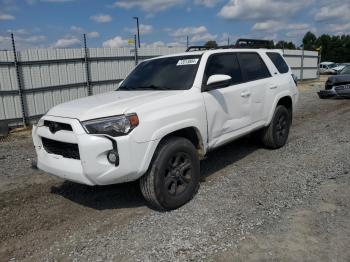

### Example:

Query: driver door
xmin=202 ymin=53 xmax=252 ymax=148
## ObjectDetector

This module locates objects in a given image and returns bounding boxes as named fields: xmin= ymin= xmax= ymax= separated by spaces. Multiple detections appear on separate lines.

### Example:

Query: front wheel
xmin=261 ymin=105 xmax=291 ymax=149
xmin=140 ymin=137 xmax=200 ymax=211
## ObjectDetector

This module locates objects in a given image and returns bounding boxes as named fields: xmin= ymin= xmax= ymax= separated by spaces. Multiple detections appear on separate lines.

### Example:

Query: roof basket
xmin=186 ymin=38 xmax=273 ymax=52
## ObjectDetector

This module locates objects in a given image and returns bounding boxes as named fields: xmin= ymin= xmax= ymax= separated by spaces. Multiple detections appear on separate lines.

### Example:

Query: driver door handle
xmin=241 ymin=91 xmax=251 ymax=98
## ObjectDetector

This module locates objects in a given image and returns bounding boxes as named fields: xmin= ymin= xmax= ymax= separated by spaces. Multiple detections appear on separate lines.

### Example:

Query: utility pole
xmin=186 ymin=36 xmax=189 ymax=48
xmin=133 ymin=17 xmax=141 ymax=48
xmin=227 ymin=37 xmax=230 ymax=46
xmin=134 ymin=34 xmax=138 ymax=66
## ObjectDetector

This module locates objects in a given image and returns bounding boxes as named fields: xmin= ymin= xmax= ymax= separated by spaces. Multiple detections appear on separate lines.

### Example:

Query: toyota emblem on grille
xmin=49 ymin=122 xmax=60 ymax=133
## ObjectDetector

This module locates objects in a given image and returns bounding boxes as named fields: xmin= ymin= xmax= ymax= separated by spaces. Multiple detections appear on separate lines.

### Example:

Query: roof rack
xmin=186 ymin=38 xmax=273 ymax=52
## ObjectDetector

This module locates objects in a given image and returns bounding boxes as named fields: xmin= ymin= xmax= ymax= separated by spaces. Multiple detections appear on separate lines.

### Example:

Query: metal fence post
xmin=317 ymin=50 xmax=321 ymax=79
xmin=300 ymin=45 xmax=304 ymax=81
xmin=83 ymin=34 xmax=92 ymax=96
xmin=134 ymin=34 xmax=138 ymax=66
xmin=11 ymin=33 xmax=27 ymax=127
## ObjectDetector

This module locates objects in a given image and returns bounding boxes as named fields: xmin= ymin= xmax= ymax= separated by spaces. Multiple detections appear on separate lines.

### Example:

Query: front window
xmin=119 ymin=55 xmax=202 ymax=91
xmin=328 ymin=63 xmax=337 ymax=69
xmin=203 ymin=53 xmax=243 ymax=85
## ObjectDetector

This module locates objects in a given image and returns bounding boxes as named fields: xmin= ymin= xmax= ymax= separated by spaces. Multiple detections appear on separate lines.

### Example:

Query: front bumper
xmin=32 ymin=115 xmax=158 ymax=186
xmin=318 ymin=90 xmax=337 ymax=99
xmin=318 ymin=85 xmax=350 ymax=99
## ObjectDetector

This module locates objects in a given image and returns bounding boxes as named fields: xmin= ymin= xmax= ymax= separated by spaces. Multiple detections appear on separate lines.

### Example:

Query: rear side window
xmin=266 ymin=52 xmax=289 ymax=73
xmin=238 ymin=53 xmax=271 ymax=82
xmin=204 ymin=53 xmax=243 ymax=86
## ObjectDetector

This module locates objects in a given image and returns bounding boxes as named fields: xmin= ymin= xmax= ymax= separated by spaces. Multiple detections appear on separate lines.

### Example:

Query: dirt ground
xmin=0 ymin=76 xmax=349 ymax=261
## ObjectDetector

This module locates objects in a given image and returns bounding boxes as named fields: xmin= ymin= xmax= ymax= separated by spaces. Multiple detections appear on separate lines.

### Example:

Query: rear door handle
xmin=269 ymin=85 xmax=278 ymax=89
xmin=241 ymin=91 xmax=251 ymax=98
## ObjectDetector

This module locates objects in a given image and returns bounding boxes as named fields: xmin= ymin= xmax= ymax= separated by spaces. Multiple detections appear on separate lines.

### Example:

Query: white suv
xmin=32 ymin=49 xmax=299 ymax=210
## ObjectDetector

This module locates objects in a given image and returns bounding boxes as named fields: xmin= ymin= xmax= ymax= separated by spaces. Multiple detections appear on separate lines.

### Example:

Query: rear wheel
xmin=261 ymin=105 xmax=291 ymax=149
xmin=140 ymin=137 xmax=200 ymax=211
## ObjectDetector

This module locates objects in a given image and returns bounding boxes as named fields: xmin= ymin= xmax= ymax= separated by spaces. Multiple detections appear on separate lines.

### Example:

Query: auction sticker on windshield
xmin=176 ymin=59 xmax=199 ymax=66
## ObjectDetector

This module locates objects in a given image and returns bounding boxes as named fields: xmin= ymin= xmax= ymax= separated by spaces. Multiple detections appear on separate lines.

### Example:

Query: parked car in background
xmin=319 ymin=62 xmax=337 ymax=74
xmin=333 ymin=64 xmax=346 ymax=74
xmin=318 ymin=72 xmax=350 ymax=98
xmin=338 ymin=65 xmax=350 ymax=75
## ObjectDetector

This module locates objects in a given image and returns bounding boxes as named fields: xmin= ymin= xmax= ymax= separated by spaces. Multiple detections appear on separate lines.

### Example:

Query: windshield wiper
xmin=118 ymin=85 xmax=169 ymax=91
xmin=118 ymin=86 xmax=132 ymax=91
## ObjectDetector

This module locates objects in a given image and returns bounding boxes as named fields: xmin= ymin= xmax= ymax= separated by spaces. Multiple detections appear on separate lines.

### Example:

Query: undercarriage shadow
xmin=51 ymin=135 xmax=261 ymax=210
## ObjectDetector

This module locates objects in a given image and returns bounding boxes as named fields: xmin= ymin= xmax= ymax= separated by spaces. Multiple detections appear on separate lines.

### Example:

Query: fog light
xmin=107 ymin=150 xmax=119 ymax=165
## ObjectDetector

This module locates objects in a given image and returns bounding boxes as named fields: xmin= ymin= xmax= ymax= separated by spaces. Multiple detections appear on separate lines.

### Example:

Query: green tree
xmin=303 ymin=32 xmax=317 ymax=50
xmin=307 ymin=33 xmax=350 ymax=62
xmin=315 ymin=34 xmax=331 ymax=61
xmin=204 ymin=40 xmax=218 ymax=49
xmin=275 ymin=41 xmax=296 ymax=50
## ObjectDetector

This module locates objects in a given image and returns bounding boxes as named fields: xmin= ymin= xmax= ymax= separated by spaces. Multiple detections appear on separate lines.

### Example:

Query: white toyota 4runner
xmin=33 ymin=49 xmax=299 ymax=210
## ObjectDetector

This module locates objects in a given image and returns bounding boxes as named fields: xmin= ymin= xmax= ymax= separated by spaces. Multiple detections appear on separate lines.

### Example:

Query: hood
xmin=47 ymin=90 xmax=183 ymax=121
xmin=325 ymin=74 xmax=350 ymax=89
xmin=333 ymin=65 xmax=345 ymax=71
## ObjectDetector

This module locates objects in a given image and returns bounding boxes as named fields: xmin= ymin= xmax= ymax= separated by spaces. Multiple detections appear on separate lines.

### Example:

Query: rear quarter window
xmin=266 ymin=52 xmax=289 ymax=74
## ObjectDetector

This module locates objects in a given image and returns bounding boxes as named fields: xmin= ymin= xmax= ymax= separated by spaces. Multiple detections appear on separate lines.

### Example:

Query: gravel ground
xmin=0 ymin=78 xmax=349 ymax=261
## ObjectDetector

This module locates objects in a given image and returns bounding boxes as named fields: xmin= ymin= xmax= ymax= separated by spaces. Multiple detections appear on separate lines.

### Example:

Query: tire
xmin=140 ymin=137 xmax=200 ymax=211
xmin=261 ymin=105 xmax=291 ymax=149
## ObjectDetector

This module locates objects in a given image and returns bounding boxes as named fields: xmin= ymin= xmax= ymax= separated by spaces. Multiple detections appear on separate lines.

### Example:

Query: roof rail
xmin=235 ymin=38 xmax=273 ymax=49
xmin=186 ymin=38 xmax=273 ymax=52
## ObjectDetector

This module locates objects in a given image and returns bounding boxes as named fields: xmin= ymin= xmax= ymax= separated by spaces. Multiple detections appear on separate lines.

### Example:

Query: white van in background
xmin=319 ymin=62 xmax=337 ymax=74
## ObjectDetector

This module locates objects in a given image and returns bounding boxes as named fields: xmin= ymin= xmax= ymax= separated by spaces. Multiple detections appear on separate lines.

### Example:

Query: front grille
xmin=335 ymin=84 xmax=350 ymax=96
xmin=44 ymin=120 xmax=73 ymax=133
xmin=42 ymin=137 xmax=80 ymax=160
xmin=335 ymin=84 xmax=350 ymax=91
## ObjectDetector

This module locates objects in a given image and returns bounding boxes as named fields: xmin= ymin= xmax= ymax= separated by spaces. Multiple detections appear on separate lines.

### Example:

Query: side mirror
xmin=207 ymin=74 xmax=232 ymax=86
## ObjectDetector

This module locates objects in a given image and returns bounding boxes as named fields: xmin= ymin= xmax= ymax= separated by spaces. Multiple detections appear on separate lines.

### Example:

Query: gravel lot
xmin=0 ymin=77 xmax=349 ymax=261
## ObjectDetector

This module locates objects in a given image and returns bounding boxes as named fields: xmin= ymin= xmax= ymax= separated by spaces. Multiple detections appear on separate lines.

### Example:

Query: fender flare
xmin=266 ymin=91 xmax=294 ymax=126
xmin=137 ymin=120 xmax=206 ymax=176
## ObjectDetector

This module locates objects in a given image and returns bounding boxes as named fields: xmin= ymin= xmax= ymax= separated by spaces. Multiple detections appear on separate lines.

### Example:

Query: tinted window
xmin=266 ymin=52 xmax=289 ymax=73
xmin=119 ymin=55 xmax=201 ymax=91
xmin=238 ymin=53 xmax=271 ymax=82
xmin=204 ymin=53 xmax=243 ymax=86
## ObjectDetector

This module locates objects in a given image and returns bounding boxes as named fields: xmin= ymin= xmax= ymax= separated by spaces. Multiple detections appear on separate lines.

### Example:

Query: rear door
xmin=237 ymin=52 xmax=272 ymax=124
xmin=201 ymin=53 xmax=252 ymax=147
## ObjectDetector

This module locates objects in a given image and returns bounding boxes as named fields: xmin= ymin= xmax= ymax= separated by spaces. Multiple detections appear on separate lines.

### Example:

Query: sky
xmin=0 ymin=0 xmax=349 ymax=50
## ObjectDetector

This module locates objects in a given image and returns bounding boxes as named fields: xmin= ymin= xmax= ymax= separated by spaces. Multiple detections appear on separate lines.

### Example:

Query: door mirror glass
xmin=206 ymin=74 xmax=232 ymax=86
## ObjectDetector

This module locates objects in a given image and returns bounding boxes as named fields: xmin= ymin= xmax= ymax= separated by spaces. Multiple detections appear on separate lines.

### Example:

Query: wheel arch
xmin=159 ymin=126 xmax=206 ymax=158
xmin=267 ymin=94 xmax=294 ymax=125
xmin=137 ymin=126 xmax=206 ymax=180
xmin=277 ymin=96 xmax=293 ymax=122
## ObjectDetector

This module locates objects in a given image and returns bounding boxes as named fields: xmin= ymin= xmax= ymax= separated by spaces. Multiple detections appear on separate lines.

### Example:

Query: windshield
xmin=118 ymin=55 xmax=202 ymax=91
xmin=340 ymin=66 xmax=350 ymax=75
xmin=328 ymin=63 xmax=337 ymax=68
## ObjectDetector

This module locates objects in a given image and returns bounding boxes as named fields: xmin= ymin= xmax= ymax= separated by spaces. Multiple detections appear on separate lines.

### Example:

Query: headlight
xmin=82 ymin=114 xmax=139 ymax=137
